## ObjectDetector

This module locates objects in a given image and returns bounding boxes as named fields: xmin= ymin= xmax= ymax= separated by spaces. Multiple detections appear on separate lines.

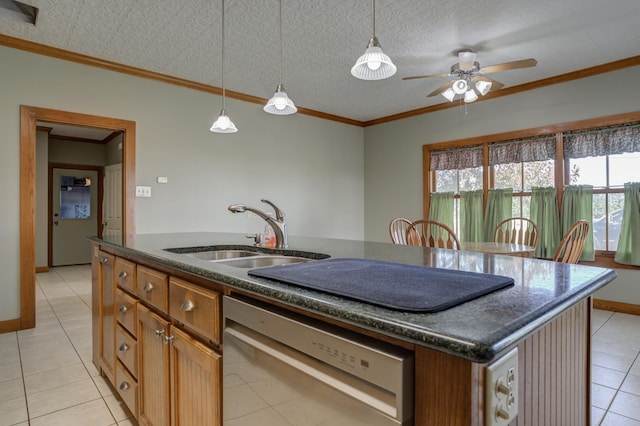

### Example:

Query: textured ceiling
xmin=2 ymin=0 xmax=640 ymax=122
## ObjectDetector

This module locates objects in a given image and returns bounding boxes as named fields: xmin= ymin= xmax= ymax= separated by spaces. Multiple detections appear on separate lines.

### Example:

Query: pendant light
xmin=210 ymin=0 xmax=237 ymax=133
xmin=264 ymin=0 xmax=297 ymax=115
xmin=351 ymin=0 xmax=396 ymax=80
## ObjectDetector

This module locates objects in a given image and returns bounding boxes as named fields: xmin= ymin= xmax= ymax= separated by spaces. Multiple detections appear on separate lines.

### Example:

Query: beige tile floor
xmin=0 ymin=266 xmax=639 ymax=425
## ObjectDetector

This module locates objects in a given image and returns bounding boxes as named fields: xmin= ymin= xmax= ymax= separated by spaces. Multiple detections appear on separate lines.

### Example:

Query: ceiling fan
xmin=403 ymin=49 xmax=537 ymax=103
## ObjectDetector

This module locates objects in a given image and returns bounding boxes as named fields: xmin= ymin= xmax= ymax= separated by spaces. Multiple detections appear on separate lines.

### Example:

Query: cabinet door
xmin=170 ymin=326 xmax=221 ymax=426
xmin=138 ymin=304 xmax=171 ymax=426
xmin=92 ymin=248 xmax=115 ymax=384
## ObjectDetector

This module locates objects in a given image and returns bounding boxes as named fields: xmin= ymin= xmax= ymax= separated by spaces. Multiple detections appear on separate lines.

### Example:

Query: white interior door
xmin=52 ymin=168 xmax=99 ymax=266
xmin=103 ymin=163 xmax=122 ymax=243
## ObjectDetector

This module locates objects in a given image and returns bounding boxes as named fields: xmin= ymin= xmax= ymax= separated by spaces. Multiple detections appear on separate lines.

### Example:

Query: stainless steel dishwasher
xmin=223 ymin=296 xmax=414 ymax=425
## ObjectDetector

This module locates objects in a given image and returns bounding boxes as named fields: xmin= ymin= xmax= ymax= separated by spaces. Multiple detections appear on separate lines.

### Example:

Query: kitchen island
xmin=90 ymin=232 xmax=616 ymax=425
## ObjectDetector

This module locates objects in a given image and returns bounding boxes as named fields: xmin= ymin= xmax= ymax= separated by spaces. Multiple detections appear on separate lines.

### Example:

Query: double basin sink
xmin=165 ymin=245 xmax=330 ymax=269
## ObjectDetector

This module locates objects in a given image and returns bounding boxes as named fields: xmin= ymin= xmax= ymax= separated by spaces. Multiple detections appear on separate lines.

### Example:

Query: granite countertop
xmin=91 ymin=232 xmax=617 ymax=363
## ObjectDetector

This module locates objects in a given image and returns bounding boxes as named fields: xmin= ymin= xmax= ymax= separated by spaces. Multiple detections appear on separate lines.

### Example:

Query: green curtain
xmin=614 ymin=182 xmax=640 ymax=266
xmin=428 ymin=192 xmax=455 ymax=230
xmin=561 ymin=185 xmax=594 ymax=261
xmin=531 ymin=187 xmax=561 ymax=259
xmin=483 ymin=189 xmax=512 ymax=241
xmin=460 ymin=190 xmax=484 ymax=243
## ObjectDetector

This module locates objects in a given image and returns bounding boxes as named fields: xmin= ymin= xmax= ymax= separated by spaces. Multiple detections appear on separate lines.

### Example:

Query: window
xmin=423 ymin=113 xmax=640 ymax=266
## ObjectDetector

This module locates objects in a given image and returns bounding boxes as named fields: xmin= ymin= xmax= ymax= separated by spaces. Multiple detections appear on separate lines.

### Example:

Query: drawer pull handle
xmin=118 ymin=271 xmax=128 ymax=279
xmin=143 ymin=282 xmax=154 ymax=292
xmin=118 ymin=343 xmax=129 ymax=352
xmin=155 ymin=329 xmax=164 ymax=338
xmin=119 ymin=381 xmax=130 ymax=391
xmin=99 ymin=257 xmax=108 ymax=264
xmin=117 ymin=305 xmax=128 ymax=313
xmin=180 ymin=300 xmax=195 ymax=312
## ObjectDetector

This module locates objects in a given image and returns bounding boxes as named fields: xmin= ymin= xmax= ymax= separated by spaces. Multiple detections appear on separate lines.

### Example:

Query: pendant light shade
xmin=211 ymin=0 xmax=237 ymax=133
xmin=264 ymin=0 xmax=297 ymax=115
xmin=210 ymin=109 xmax=237 ymax=133
xmin=351 ymin=0 xmax=396 ymax=80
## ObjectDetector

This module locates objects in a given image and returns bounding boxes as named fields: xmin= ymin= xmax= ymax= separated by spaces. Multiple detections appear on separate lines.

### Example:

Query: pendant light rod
xmin=221 ymin=0 xmax=227 ymax=109
xmin=371 ymin=0 xmax=375 ymax=38
xmin=278 ymin=0 xmax=283 ymax=84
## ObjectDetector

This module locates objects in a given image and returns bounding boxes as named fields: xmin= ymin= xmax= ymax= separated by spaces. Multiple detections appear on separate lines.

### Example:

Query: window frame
xmin=422 ymin=111 xmax=640 ymax=269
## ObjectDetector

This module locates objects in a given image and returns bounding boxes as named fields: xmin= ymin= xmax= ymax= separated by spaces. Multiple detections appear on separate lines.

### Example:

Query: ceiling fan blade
xmin=402 ymin=72 xmax=450 ymax=81
xmin=427 ymin=80 xmax=454 ymax=97
xmin=474 ymin=76 xmax=504 ymax=91
xmin=479 ymin=58 xmax=537 ymax=74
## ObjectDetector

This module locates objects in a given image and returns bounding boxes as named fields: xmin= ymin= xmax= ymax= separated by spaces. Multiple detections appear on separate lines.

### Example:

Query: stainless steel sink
xmin=164 ymin=245 xmax=329 ymax=269
xmin=216 ymin=255 xmax=312 ymax=268
xmin=185 ymin=250 xmax=259 ymax=261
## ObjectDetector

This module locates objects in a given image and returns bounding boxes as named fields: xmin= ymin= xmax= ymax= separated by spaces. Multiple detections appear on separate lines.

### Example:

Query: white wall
xmin=0 ymin=45 xmax=364 ymax=321
xmin=363 ymin=66 xmax=640 ymax=304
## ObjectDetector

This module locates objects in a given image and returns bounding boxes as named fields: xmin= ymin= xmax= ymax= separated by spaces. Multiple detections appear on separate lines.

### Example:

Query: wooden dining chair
xmin=553 ymin=220 xmax=590 ymax=264
xmin=494 ymin=217 xmax=539 ymax=248
xmin=405 ymin=219 xmax=461 ymax=250
xmin=389 ymin=218 xmax=412 ymax=245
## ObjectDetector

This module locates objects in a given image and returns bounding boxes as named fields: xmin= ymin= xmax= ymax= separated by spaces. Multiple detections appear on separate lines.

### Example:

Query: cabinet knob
xmin=155 ymin=329 xmax=164 ymax=338
xmin=119 ymin=382 xmax=130 ymax=391
xmin=99 ymin=257 xmax=108 ymax=264
xmin=117 ymin=305 xmax=128 ymax=313
xmin=180 ymin=300 xmax=195 ymax=312
xmin=143 ymin=282 xmax=154 ymax=292
xmin=118 ymin=271 xmax=128 ymax=279
xmin=118 ymin=343 xmax=129 ymax=352
xmin=163 ymin=335 xmax=174 ymax=345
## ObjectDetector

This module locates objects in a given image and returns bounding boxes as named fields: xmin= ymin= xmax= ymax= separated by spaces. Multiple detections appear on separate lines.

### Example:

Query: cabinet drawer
xmin=115 ymin=289 xmax=137 ymax=337
xmin=115 ymin=325 xmax=138 ymax=378
xmin=115 ymin=362 xmax=138 ymax=418
xmin=137 ymin=266 xmax=169 ymax=312
xmin=169 ymin=278 xmax=221 ymax=344
xmin=115 ymin=258 xmax=136 ymax=293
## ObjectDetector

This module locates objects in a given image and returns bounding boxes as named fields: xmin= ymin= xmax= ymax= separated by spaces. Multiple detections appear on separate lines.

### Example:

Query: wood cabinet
xmin=91 ymin=246 xmax=116 ymax=384
xmin=93 ymin=246 xmax=222 ymax=426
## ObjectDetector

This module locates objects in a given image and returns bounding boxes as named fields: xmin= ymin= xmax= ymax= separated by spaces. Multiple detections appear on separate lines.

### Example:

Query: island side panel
xmin=414 ymin=298 xmax=591 ymax=425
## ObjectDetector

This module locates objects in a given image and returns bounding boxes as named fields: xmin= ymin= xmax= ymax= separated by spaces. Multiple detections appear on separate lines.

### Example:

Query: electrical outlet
xmin=135 ymin=186 xmax=151 ymax=197
xmin=485 ymin=347 xmax=518 ymax=426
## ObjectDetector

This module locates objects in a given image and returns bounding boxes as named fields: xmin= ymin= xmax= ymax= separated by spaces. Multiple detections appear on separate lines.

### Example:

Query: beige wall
xmin=0 ymin=45 xmax=364 ymax=321
xmin=363 ymin=66 xmax=640 ymax=304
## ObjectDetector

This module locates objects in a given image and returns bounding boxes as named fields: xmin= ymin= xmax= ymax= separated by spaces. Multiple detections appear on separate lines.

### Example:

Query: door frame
xmin=48 ymin=163 xmax=104 ymax=267
xmin=17 ymin=105 xmax=136 ymax=331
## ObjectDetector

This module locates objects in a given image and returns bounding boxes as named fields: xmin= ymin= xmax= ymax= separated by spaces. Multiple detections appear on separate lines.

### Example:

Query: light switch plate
xmin=485 ymin=347 xmax=518 ymax=426
xmin=135 ymin=186 xmax=151 ymax=197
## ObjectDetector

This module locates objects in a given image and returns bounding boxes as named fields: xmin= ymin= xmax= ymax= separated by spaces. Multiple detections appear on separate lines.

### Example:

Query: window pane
xmin=592 ymin=193 xmax=606 ymax=250
xmin=569 ymin=157 xmax=606 ymax=187
xmin=592 ymin=193 xmax=624 ymax=251
xmin=60 ymin=176 xmax=91 ymax=219
xmin=523 ymin=160 xmax=555 ymax=191
xmin=607 ymin=193 xmax=625 ymax=251
xmin=494 ymin=163 xmax=522 ymax=191
xmin=610 ymin=152 xmax=640 ymax=187
xmin=435 ymin=170 xmax=457 ymax=193
xmin=459 ymin=167 xmax=483 ymax=192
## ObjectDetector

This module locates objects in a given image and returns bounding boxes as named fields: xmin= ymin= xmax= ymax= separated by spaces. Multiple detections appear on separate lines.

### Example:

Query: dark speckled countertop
xmin=90 ymin=232 xmax=617 ymax=363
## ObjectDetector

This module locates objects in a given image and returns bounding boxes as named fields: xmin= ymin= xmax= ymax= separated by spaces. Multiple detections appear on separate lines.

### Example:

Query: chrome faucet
xmin=228 ymin=199 xmax=288 ymax=249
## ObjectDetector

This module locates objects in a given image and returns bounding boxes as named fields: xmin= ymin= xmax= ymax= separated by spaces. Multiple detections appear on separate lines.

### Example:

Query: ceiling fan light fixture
xmin=475 ymin=80 xmax=492 ymax=96
xmin=264 ymin=83 xmax=297 ymax=115
xmin=442 ymin=88 xmax=456 ymax=102
xmin=458 ymin=50 xmax=476 ymax=71
xmin=452 ymin=79 xmax=467 ymax=95
xmin=464 ymin=89 xmax=478 ymax=103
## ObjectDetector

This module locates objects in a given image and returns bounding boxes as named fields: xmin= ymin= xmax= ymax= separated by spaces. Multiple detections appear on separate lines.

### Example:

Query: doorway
xmin=17 ymin=105 xmax=136 ymax=331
